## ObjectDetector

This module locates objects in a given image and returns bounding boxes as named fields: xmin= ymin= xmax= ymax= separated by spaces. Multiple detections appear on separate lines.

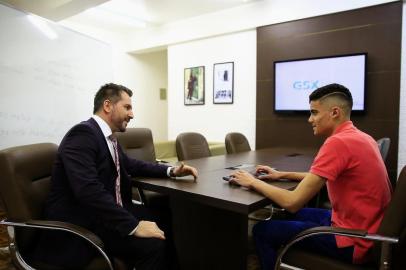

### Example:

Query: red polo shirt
xmin=310 ymin=121 xmax=391 ymax=264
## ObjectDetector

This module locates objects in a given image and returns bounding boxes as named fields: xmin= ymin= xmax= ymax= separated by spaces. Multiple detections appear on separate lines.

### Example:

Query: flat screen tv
xmin=274 ymin=53 xmax=367 ymax=113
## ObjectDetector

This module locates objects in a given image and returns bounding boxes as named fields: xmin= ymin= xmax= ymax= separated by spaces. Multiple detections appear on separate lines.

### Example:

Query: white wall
xmin=129 ymin=51 xmax=168 ymax=141
xmin=59 ymin=21 xmax=168 ymax=141
xmin=167 ymin=30 xmax=256 ymax=146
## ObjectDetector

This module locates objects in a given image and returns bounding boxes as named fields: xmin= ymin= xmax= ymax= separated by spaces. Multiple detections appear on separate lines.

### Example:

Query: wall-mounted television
xmin=274 ymin=53 xmax=367 ymax=113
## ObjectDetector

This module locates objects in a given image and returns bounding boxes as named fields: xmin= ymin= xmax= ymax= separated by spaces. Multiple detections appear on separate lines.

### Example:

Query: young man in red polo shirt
xmin=230 ymin=83 xmax=392 ymax=269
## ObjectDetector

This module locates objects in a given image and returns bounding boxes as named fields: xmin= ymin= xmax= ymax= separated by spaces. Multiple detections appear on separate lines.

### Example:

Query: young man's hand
xmin=229 ymin=170 xmax=257 ymax=188
xmin=255 ymin=165 xmax=282 ymax=180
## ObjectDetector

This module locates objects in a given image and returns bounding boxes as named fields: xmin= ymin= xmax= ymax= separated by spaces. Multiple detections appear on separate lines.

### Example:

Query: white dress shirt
xmin=92 ymin=115 xmax=115 ymax=161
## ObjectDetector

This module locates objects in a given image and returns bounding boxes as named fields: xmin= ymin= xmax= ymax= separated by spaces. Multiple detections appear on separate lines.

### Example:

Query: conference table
xmin=132 ymin=147 xmax=316 ymax=270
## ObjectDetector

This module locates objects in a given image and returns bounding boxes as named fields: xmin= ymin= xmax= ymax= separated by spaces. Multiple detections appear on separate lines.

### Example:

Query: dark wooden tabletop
xmin=133 ymin=147 xmax=316 ymax=214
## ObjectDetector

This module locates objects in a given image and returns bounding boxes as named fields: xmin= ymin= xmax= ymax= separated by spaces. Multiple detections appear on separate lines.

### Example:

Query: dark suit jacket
xmin=36 ymin=118 xmax=169 ymax=266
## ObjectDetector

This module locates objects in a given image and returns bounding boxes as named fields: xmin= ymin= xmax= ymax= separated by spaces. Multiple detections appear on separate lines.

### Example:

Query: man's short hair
xmin=309 ymin=83 xmax=353 ymax=113
xmin=93 ymin=83 xmax=133 ymax=114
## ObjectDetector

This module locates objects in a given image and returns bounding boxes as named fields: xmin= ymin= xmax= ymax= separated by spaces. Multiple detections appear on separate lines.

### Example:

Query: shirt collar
xmin=332 ymin=120 xmax=354 ymax=135
xmin=92 ymin=115 xmax=112 ymax=139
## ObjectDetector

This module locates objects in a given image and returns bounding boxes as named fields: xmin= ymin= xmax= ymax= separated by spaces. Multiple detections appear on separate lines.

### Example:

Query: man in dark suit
xmin=35 ymin=83 xmax=197 ymax=269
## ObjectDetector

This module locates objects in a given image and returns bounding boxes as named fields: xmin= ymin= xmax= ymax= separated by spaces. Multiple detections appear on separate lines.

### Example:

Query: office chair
xmin=116 ymin=128 xmax=167 ymax=207
xmin=116 ymin=128 xmax=156 ymax=163
xmin=377 ymin=137 xmax=391 ymax=162
xmin=0 ymin=143 xmax=127 ymax=270
xmin=275 ymin=165 xmax=406 ymax=270
xmin=175 ymin=132 xmax=211 ymax=161
xmin=225 ymin=132 xmax=251 ymax=154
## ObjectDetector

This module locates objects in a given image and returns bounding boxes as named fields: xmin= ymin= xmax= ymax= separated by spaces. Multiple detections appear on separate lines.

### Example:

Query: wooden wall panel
xmin=256 ymin=2 xmax=402 ymax=181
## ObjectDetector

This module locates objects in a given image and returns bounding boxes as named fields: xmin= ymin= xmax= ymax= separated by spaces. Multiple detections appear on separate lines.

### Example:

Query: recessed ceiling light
xmin=27 ymin=14 xmax=58 ymax=40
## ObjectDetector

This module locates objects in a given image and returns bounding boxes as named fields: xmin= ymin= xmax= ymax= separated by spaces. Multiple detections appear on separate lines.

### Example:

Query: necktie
xmin=109 ymin=135 xmax=123 ymax=207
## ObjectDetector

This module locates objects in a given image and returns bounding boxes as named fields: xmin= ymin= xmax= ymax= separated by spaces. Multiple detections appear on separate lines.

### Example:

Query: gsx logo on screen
xmin=293 ymin=80 xmax=319 ymax=90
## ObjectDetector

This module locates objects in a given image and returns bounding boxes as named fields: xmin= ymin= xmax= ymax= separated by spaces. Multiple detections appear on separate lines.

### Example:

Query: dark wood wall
xmin=256 ymin=2 xmax=402 ymax=181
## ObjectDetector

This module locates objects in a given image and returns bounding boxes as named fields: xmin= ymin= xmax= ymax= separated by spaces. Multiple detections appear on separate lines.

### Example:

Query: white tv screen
xmin=274 ymin=53 xmax=367 ymax=112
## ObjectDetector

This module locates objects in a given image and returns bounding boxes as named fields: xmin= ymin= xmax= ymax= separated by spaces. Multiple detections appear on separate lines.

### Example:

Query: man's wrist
xmin=169 ymin=166 xmax=176 ymax=177
xmin=250 ymin=178 xmax=260 ymax=189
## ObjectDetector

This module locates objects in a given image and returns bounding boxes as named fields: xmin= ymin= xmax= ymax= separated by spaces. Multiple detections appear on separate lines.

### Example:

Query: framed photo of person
xmin=213 ymin=62 xmax=234 ymax=104
xmin=184 ymin=66 xmax=205 ymax=105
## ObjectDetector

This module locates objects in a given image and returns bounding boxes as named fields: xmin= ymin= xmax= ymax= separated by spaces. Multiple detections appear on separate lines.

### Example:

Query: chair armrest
xmin=292 ymin=226 xmax=367 ymax=240
xmin=26 ymin=220 xmax=104 ymax=247
xmin=1 ymin=218 xmax=113 ymax=270
xmin=275 ymin=226 xmax=399 ymax=270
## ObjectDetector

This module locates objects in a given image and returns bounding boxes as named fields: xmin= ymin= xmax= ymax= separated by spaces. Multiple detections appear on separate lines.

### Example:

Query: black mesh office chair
xmin=376 ymin=137 xmax=391 ymax=162
xmin=225 ymin=132 xmax=251 ymax=154
xmin=0 ymin=143 xmax=127 ymax=270
xmin=175 ymin=132 xmax=211 ymax=161
xmin=275 ymin=166 xmax=406 ymax=270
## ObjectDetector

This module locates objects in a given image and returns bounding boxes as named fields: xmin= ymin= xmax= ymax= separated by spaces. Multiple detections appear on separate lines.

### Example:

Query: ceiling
xmin=1 ymin=0 xmax=260 ymax=32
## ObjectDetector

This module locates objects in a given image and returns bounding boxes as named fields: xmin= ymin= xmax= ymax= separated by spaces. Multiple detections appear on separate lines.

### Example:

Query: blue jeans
xmin=252 ymin=208 xmax=354 ymax=270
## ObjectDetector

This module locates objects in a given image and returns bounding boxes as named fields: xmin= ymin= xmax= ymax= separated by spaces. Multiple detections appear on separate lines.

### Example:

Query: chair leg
xmin=131 ymin=187 xmax=145 ymax=205
xmin=379 ymin=242 xmax=392 ymax=270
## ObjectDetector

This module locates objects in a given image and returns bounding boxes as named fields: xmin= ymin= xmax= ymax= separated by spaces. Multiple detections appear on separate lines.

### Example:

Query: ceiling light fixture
xmin=27 ymin=14 xmax=58 ymax=40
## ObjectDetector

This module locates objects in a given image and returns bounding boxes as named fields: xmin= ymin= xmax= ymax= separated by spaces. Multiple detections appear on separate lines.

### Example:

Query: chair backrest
xmin=376 ymin=137 xmax=390 ymax=161
xmin=116 ymin=128 xmax=156 ymax=162
xmin=0 ymin=143 xmax=58 ymax=252
xmin=377 ymin=165 xmax=406 ymax=268
xmin=225 ymin=132 xmax=251 ymax=154
xmin=176 ymin=132 xmax=211 ymax=161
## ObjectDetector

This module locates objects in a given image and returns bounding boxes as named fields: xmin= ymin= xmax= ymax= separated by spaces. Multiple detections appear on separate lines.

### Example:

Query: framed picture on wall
xmin=184 ymin=66 xmax=205 ymax=105
xmin=213 ymin=62 xmax=234 ymax=104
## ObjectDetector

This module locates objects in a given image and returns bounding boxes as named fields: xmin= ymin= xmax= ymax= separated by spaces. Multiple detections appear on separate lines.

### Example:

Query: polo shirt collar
xmin=332 ymin=120 xmax=354 ymax=135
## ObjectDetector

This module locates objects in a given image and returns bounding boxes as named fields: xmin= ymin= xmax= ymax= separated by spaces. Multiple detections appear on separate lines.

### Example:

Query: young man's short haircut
xmin=93 ymin=83 xmax=133 ymax=114
xmin=309 ymin=83 xmax=353 ymax=112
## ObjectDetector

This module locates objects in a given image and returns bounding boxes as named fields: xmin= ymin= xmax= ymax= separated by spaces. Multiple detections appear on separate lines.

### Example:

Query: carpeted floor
xmin=0 ymin=247 xmax=13 ymax=270
xmin=0 ymin=209 xmax=260 ymax=270
xmin=247 ymin=254 xmax=260 ymax=270
xmin=0 ymin=210 xmax=13 ymax=270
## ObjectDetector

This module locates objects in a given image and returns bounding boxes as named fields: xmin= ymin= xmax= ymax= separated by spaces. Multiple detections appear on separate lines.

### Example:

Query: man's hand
xmin=133 ymin=221 xmax=166 ymax=240
xmin=173 ymin=162 xmax=198 ymax=180
xmin=255 ymin=165 xmax=282 ymax=180
xmin=229 ymin=170 xmax=257 ymax=188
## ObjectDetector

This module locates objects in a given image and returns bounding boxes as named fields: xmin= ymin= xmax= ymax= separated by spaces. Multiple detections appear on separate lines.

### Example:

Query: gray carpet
xmin=0 ymin=210 xmax=13 ymax=270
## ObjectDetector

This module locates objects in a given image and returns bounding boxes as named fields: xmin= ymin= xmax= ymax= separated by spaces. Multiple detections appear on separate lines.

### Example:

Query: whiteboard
xmin=0 ymin=3 xmax=113 ymax=150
